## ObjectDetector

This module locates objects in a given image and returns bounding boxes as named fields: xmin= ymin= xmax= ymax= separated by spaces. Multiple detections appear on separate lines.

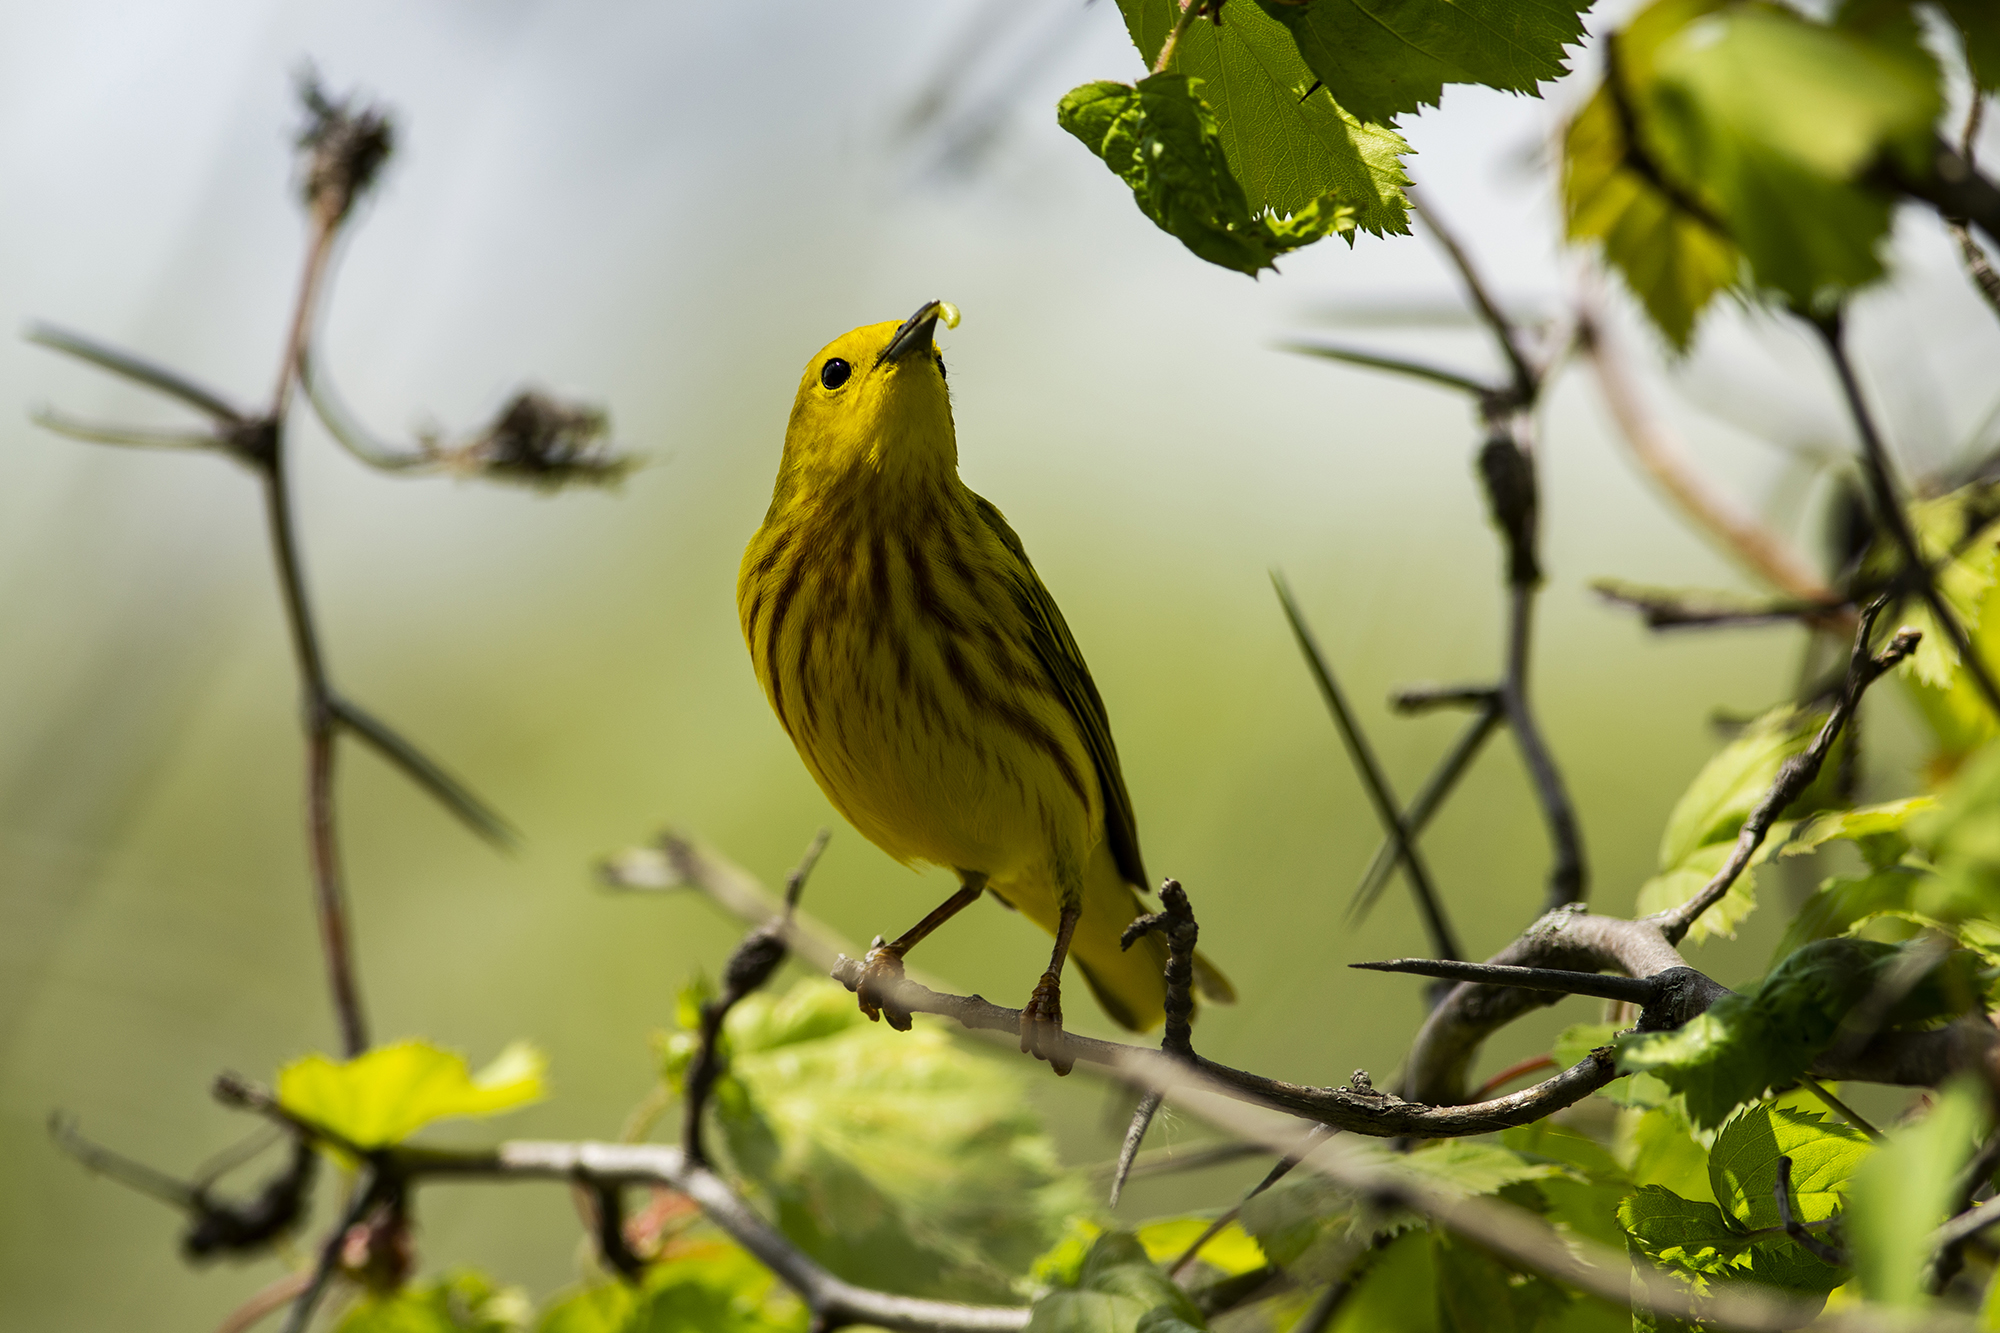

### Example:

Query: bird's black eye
xmin=820 ymin=358 xmax=851 ymax=390
xmin=934 ymin=352 xmax=947 ymax=382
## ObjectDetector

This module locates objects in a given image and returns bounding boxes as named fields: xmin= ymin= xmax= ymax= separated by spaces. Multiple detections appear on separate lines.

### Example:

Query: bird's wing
xmin=971 ymin=494 xmax=1149 ymax=892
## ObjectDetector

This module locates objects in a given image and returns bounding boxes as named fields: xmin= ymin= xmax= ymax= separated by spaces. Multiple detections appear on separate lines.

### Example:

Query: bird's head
xmin=778 ymin=299 xmax=959 ymax=491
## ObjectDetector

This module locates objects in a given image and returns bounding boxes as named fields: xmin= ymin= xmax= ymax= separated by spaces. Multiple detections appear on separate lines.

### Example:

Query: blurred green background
xmin=2 ymin=1 xmax=1997 ymax=1327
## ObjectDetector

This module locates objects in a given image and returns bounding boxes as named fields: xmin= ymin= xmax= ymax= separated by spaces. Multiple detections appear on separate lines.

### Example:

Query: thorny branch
xmin=1657 ymin=598 xmax=1917 ymax=943
xmin=1107 ymin=880 xmax=1206 ymax=1205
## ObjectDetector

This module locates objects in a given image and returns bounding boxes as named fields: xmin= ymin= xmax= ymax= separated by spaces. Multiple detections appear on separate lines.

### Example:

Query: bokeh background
xmin=2 ymin=1 xmax=1997 ymax=1327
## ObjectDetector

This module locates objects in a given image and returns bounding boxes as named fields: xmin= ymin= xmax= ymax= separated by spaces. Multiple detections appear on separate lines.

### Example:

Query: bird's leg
xmin=1021 ymin=902 xmax=1081 ymax=1076
xmin=856 ymin=872 xmax=986 ymax=1032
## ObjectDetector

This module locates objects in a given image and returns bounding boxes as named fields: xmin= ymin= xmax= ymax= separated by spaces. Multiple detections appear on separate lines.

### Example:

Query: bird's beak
xmin=882 ymin=299 xmax=952 ymax=365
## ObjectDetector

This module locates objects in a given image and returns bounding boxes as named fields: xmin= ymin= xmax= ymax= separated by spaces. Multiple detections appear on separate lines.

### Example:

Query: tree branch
xmin=1281 ymin=340 xmax=1499 ymax=401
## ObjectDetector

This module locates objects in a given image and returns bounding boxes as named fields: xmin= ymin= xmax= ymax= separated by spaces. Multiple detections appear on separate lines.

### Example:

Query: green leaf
xmin=1554 ymin=1023 xmax=1667 ymax=1108
xmin=1623 ymin=1100 xmax=1717 ymax=1204
xmin=1657 ymin=706 xmax=1824 ymax=869
xmin=1770 ymin=868 xmax=1924 ymax=963
xmin=1617 ymin=938 xmax=1975 ymax=1128
xmin=1783 ymin=798 xmax=1934 ymax=867
xmin=1846 ymin=1078 xmax=1990 ymax=1307
xmin=1708 ymin=1104 xmax=1872 ymax=1231
xmin=1116 ymin=0 xmax=1411 ymax=235
xmin=1026 ymin=1232 xmax=1207 ymax=1333
xmin=537 ymin=1246 xmax=805 ymax=1333
xmin=702 ymin=978 xmax=1084 ymax=1302
xmin=1133 ymin=1216 xmax=1265 ymax=1276
xmin=1637 ymin=702 xmax=1836 ymax=942
xmin=1242 ymin=1140 xmax=1566 ymax=1282
xmin=1562 ymin=0 xmax=1741 ymax=350
xmin=1647 ymin=3 xmax=1943 ymax=305
xmin=1057 ymin=74 xmax=1360 ymax=275
xmin=1635 ymin=838 xmax=1778 ymax=945
xmin=1249 ymin=0 xmax=1590 ymax=126
xmin=277 ymin=1039 xmax=544 ymax=1150
xmin=1619 ymin=1185 xmax=1752 ymax=1277
xmin=338 ymin=1271 xmax=530 ymax=1333
xmin=1327 ymin=1228 xmax=1438 ymax=1333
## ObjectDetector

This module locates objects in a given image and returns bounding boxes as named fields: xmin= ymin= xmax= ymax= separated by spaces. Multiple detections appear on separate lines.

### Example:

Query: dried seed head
xmin=442 ymin=390 xmax=629 ymax=490
xmin=296 ymin=71 xmax=394 ymax=226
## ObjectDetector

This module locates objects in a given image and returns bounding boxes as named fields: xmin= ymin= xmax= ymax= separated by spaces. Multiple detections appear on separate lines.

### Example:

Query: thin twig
xmin=28 ymin=410 xmax=231 ymax=453
xmin=1351 ymin=957 xmax=1657 ymax=1005
xmin=1591 ymin=580 xmax=1844 ymax=632
xmin=1281 ymin=341 xmax=1497 ymax=400
xmin=1108 ymin=1091 xmax=1164 ymax=1209
xmin=1658 ymin=598 xmax=1918 ymax=943
xmin=26 ymin=322 xmax=248 ymax=424
xmin=1812 ymin=310 xmax=2000 ymax=720
xmin=1798 ymin=1075 xmax=1882 ymax=1142
xmin=1388 ymin=684 xmax=1500 ymax=714
xmin=1273 ymin=573 xmax=1462 ymax=961
xmin=1350 ymin=701 xmax=1503 ymax=922
xmin=330 ymin=698 xmax=515 ymax=847
xmin=1407 ymin=189 xmax=1537 ymax=407
xmin=1505 ymin=554 xmax=1587 ymax=911
xmin=1474 ymin=1054 xmax=1557 ymax=1100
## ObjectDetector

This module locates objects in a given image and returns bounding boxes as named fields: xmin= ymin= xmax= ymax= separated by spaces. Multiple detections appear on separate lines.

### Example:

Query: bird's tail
xmin=1071 ymin=841 xmax=1235 ymax=1033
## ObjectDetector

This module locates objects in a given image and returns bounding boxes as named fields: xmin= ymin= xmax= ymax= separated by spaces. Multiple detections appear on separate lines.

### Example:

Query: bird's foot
xmin=1019 ymin=971 xmax=1073 ymax=1076
xmin=855 ymin=937 xmax=913 ymax=1032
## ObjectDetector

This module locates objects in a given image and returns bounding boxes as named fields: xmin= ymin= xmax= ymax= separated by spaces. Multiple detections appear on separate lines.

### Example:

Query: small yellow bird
xmin=738 ymin=300 xmax=1233 ymax=1072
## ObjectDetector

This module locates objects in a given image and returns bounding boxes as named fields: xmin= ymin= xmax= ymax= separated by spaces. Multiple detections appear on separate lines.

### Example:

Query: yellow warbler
xmin=738 ymin=300 xmax=1232 ymax=1073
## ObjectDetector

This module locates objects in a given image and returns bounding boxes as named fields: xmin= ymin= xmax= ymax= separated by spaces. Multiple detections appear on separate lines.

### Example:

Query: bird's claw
xmin=1019 ymin=970 xmax=1073 ymax=1076
xmin=855 ymin=938 xmax=913 ymax=1032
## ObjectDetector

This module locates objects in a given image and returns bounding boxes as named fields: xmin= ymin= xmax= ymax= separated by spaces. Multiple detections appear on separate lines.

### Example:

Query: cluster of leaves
xmin=1059 ymin=0 xmax=1994 ymax=354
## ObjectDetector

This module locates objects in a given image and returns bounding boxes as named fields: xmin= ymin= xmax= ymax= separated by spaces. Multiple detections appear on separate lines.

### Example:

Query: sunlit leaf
xmin=1058 ymin=75 xmax=1362 ymax=275
xmin=1249 ymin=0 xmax=1590 ymax=126
xmin=1025 ymin=1232 xmax=1208 ymax=1333
xmin=536 ymin=1246 xmax=804 ymax=1333
xmin=1646 ymin=3 xmax=1942 ymax=304
xmin=1783 ymin=798 xmax=1934 ymax=866
xmin=277 ymin=1039 xmax=545 ymax=1150
xmin=1116 ymin=0 xmax=1411 ymax=234
xmin=1708 ymin=1104 xmax=1871 ymax=1231
xmin=697 ymin=978 xmax=1085 ymax=1302
xmin=1846 ymin=1078 xmax=1989 ymax=1308
xmin=1133 ymin=1216 xmax=1265 ymax=1276
xmin=1622 ymin=1100 xmax=1717 ymax=1204
xmin=337 ymin=1270 xmax=530 ymax=1333
xmin=1554 ymin=1023 xmax=1667 ymax=1108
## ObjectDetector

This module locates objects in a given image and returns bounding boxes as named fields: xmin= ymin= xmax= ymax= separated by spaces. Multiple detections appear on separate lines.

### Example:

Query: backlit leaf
xmin=277 ymin=1039 xmax=544 ymax=1150
xmin=1249 ymin=0 xmax=1590 ymax=126
xmin=1707 ymin=1104 xmax=1872 ymax=1230
xmin=1026 ymin=1232 xmax=1207 ymax=1333
xmin=337 ymin=1270 xmax=529 ymax=1333
xmin=698 ymin=979 xmax=1084 ymax=1302
xmin=1058 ymin=75 xmax=1360 ymax=275
xmin=1116 ymin=0 xmax=1411 ymax=234
xmin=1846 ymin=1078 xmax=1989 ymax=1307
xmin=535 ymin=1246 xmax=804 ymax=1333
